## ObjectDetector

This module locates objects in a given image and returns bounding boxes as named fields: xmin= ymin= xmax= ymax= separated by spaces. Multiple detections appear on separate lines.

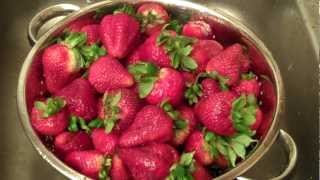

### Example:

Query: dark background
xmin=0 ymin=0 xmax=318 ymax=179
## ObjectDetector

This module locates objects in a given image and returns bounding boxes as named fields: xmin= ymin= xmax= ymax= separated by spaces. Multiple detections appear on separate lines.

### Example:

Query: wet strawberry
xmin=201 ymin=78 xmax=221 ymax=98
xmin=80 ymin=24 xmax=100 ymax=45
xmin=182 ymin=20 xmax=213 ymax=39
xmin=31 ymin=97 xmax=68 ymax=136
xmin=119 ymin=105 xmax=173 ymax=147
xmin=110 ymin=154 xmax=131 ymax=180
xmin=192 ymin=162 xmax=213 ymax=180
xmin=100 ymin=13 xmax=140 ymax=58
xmin=206 ymin=43 xmax=243 ymax=86
xmin=91 ymin=128 xmax=118 ymax=155
xmin=233 ymin=72 xmax=260 ymax=97
xmin=57 ymin=78 xmax=98 ymax=120
xmin=54 ymin=131 xmax=93 ymax=157
xmin=88 ymin=56 xmax=134 ymax=93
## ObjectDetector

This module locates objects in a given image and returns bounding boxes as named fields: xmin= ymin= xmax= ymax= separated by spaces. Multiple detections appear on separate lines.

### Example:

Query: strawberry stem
xmin=64 ymin=32 xmax=87 ymax=48
xmin=34 ymin=97 xmax=66 ymax=118
xmin=168 ymin=152 xmax=195 ymax=180
xmin=160 ymin=101 xmax=187 ymax=130
xmin=98 ymin=157 xmax=112 ymax=180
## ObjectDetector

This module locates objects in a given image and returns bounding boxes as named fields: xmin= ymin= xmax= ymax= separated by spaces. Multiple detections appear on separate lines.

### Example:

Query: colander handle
xmin=237 ymin=129 xmax=297 ymax=180
xmin=28 ymin=4 xmax=80 ymax=44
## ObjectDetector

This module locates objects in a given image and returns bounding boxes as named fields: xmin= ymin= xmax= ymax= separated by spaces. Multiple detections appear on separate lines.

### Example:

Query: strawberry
xmin=110 ymin=154 xmax=131 ymax=180
xmin=88 ymin=56 xmax=134 ymax=93
xmin=141 ymin=143 xmax=179 ymax=164
xmin=182 ymin=20 xmax=213 ymax=39
xmin=100 ymin=13 xmax=140 ymax=58
xmin=91 ymin=128 xmax=118 ymax=155
xmin=161 ymin=102 xmax=197 ymax=146
xmin=192 ymin=162 xmax=213 ymax=180
xmin=185 ymin=130 xmax=214 ymax=165
xmin=239 ymin=52 xmax=250 ymax=73
xmin=54 ymin=131 xmax=93 ymax=157
xmin=206 ymin=43 xmax=243 ymax=86
xmin=201 ymin=78 xmax=221 ymax=98
xmin=195 ymin=91 xmax=262 ymax=136
xmin=80 ymin=24 xmax=100 ymax=45
xmin=97 ymin=88 xmax=141 ymax=132
xmin=251 ymin=107 xmax=263 ymax=130
xmin=57 ymin=78 xmax=98 ymax=120
xmin=65 ymin=150 xmax=104 ymax=178
xmin=129 ymin=62 xmax=184 ymax=106
xmin=182 ymin=71 xmax=196 ymax=85
xmin=119 ymin=105 xmax=173 ymax=147
xmin=137 ymin=3 xmax=170 ymax=35
xmin=31 ymin=97 xmax=68 ymax=136
xmin=191 ymin=40 xmax=223 ymax=72
xmin=119 ymin=144 xmax=175 ymax=180
xmin=233 ymin=72 xmax=260 ymax=97
xmin=68 ymin=15 xmax=96 ymax=32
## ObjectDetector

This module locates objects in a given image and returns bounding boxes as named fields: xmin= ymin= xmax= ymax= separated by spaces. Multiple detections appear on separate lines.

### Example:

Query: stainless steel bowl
xmin=17 ymin=0 xmax=297 ymax=179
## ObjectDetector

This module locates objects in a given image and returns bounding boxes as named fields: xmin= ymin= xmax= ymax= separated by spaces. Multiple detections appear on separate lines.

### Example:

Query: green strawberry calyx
xmin=98 ymin=157 xmax=112 ymax=180
xmin=128 ymin=62 xmax=160 ymax=98
xmin=68 ymin=116 xmax=104 ymax=134
xmin=241 ymin=72 xmax=256 ymax=80
xmin=34 ymin=97 xmax=66 ymax=118
xmin=160 ymin=101 xmax=188 ymax=130
xmin=231 ymin=94 xmax=259 ymax=135
xmin=157 ymin=25 xmax=198 ymax=72
xmin=184 ymin=72 xmax=229 ymax=105
xmin=168 ymin=152 xmax=196 ymax=180
xmin=204 ymin=130 xmax=257 ymax=167
xmin=102 ymin=91 xmax=122 ymax=133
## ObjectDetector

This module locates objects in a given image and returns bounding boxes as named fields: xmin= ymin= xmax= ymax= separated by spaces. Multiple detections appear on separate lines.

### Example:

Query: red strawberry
xmin=182 ymin=20 xmax=213 ymax=39
xmin=192 ymin=162 xmax=213 ymax=180
xmin=100 ymin=13 xmax=140 ymax=58
xmin=119 ymin=105 xmax=173 ymax=147
xmin=191 ymin=40 xmax=223 ymax=72
xmin=137 ymin=3 xmax=170 ymax=35
xmin=88 ymin=56 xmax=134 ymax=93
xmin=68 ymin=15 xmax=96 ymax=32
xmin=195 ymin=91 xmax=262 ymax=136
xmin=251 ymin=107 xmax=263 ymax=130
xmin=54 ymin=131 xmax=93 ymax=157
xmin=206 ymin=43 xmax=242 ymax=86
xmin=201 ymin=78 xmax=221 ymax=98
xmin=57 ymin=78 xmax=98 ymax=120
xmin=97 ymin=88 xmax=141 ymax=132
xmin=31 ymin=97 xmax=68 ymax=136
xmin=119 ymin=144 xmax=175 ymax=180
xmin=146 ymin=67 xmax=184 ymax=106
xmin=80 ymin=24 xmax=100 ymax=45
xmin=43 ymin=43 xmax=81 ymax=94
xmin=233 ymin=75 xmax=260 ymax=97
xmin=142 ymin=143 xmax=180 ymax=164
xmin=65 ymin=150 xmax=104 ymax=178
xmin=185 ymin=130 xmax=214 ymax=165
xmin=110 ymin=154 xmax=131 ymax=180
xmin=239 ymin=52 xmax=250 ymax=73
xmin=127 ymin=31 xmax=172 ymax=67
xmin=182 ymin=71 xmax=196 ymax=85
xmin=91 ymin=128 xmax=118 ymax=155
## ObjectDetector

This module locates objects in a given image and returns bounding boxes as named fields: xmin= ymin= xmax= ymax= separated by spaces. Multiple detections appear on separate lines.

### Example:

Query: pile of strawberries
xmin=30 ymin=3 xmax=269 ymax=180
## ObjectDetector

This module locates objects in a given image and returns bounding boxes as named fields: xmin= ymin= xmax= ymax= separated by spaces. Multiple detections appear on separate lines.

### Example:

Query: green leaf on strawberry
xmin=113 ymin=4 xmax=136 ymax=16
xmin=98 ymin=157 xmax=112 ymax=180
xmin=161 ymin=101 xmax=188 ymax=130
xmin=102 ymin=92 xmax=122 ymax=133
xmin=241 ymin=72 xmax=256 ymax=80
xmin=67 ymin=115 xmax=91 ymax=133
xmin=35 ymin=97 xmax=66 ymax=118
xmin=64 ymin=32 xmax=87 ymax=48
xmin=80 ymin=43 xmax=107 ymax=68
xmin=163 ymin=20 xmax=183 ymax=33
xmin=168 ymin=152 xmax=195 ymax=180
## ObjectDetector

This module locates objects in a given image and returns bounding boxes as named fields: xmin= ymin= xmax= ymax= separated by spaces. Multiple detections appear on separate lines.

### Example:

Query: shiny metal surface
xmin=1 ymin=0 xmax=318 ymax=179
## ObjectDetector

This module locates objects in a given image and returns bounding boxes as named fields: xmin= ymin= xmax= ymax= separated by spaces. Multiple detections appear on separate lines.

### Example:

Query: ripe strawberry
xmin=88 ymin=56 xmax=134 ymax=93
xmin=233 ymin=73 xmax=260 ymax=97
xmin=251 ymin=107 xmax=263 ymax=130
xmin=182 ymin=71 xmax=196 ymax=85
xmin=137 ymin=3 xmax=170 ymax=35
xmin=141 ymin=143 xmax=179 ymax=164
xmin=129 ymin=62 xmax=184 ymax=106
xmin=119 ymin=144 xmax=175 ymax=180
xmin=91 ymin=128 xmax=118 ymax=155
xmin=182 ymin=20 xmax=213 ymax=39
xmin=127 ymin=31 xmax=172 ymax=67
xmin=68 ymin=15 xmax=96 ymax=32
xmin=57 ymin=78 xmax=98 ymax=120
xmin=192 ymin=162 xmax=213 ymax=180
xmin=65 ymin=150 xmax=104 ymax=178
xmin=119 ymin=105 xmax=173 ymax=147
xmin=201 ymin=78 xmax=221 ymax=98
xmin=97 ymin=88 xmax=141 ymax=132
xmin=80 ymin=24 xmax=100 ymax=45
xmin=100 ymin=13 xmax=140 ymax=58
xmin=195 ymin=91 xmax=262 ymax=136
xmin=54 ymin=131 xmax=93 ymax=157
xmin=185 ymin=130 xmax=214 ymax=165
xmin=191 ymin=40 xmax=223 ymax=72
xmin=110 ymin=154 xmax=131 ymax=180
xmin=239 ymin=52 xmax=250 ymax=73
xmin=31 ymin=97 xmax=68 ymax=136
xmin=206 ymin=43 xmax=243 ymax=86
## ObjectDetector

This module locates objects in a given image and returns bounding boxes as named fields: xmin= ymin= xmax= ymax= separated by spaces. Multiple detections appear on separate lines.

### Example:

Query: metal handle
xmin=237 ymin=129 xmax=297 ymax=180
xmin=28 ymin=3 xmax=80 ymax=44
